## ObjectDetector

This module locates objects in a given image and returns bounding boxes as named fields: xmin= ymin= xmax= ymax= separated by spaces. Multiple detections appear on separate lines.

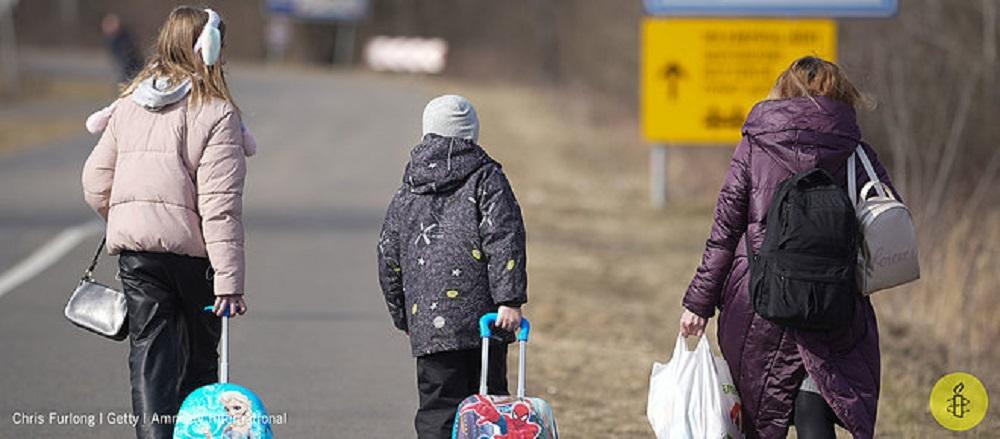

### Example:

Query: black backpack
xmin=747 ymin=168 xmax=860 ymax=330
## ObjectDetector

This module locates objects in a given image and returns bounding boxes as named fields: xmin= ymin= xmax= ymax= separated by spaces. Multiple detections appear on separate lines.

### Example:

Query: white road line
xmin=0 ymin=220 xmax=103 ymax=298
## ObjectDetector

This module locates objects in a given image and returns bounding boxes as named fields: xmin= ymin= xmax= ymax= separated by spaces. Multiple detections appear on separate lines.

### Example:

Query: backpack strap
xmin=847 ymin=151 xmax=856 ymax=206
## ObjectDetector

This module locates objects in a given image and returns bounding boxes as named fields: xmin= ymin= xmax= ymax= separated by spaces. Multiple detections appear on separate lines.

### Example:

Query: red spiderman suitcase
xmin=452 ymin=313 xmax=558 ymax=439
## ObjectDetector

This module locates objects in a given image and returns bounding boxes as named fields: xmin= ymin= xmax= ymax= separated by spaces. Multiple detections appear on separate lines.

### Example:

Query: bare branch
xmin=963 ymin=146 xmax=1000 ymax=216
xmin=985 ymin=0 xmax=998 ymax=66
xmin=887 ymin=56 xmax=913 ymax=197
xmin=900 ymin=11 xmax=970 ymax=58
xmin=922 ymin=66 xmax=981 ymax=223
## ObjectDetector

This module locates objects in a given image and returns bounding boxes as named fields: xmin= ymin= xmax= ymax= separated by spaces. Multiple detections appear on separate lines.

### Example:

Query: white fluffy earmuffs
xmin=193 ymin=9 xmax=222 ymax=66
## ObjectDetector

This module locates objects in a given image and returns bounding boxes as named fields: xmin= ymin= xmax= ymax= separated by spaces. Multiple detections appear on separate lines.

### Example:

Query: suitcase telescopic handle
xmin=203 ymin=306 xmax=230 ymax=384
xmin=478 ymin=313 xmax=531 ymax=398
xmin=479 ymin=312 xmax=531 ymax=340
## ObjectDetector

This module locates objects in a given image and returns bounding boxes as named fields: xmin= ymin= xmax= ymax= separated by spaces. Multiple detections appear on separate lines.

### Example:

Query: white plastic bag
xmin=647 ymin=335 xmax=744 ymax=439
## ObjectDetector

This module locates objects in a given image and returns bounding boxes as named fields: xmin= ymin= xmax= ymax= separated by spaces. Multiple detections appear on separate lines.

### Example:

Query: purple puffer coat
xmin=684 ymin=97 xmax=893 ymax=438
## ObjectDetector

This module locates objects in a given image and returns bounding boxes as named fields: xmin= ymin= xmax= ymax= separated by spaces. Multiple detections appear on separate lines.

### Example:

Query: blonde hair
xmin=768 ymin=56 xmax=873 ymax=110
xmin=120 ymin=6 xmax=236 ymax=108
xmin=220 ymin=391 xmax=251 ymax=408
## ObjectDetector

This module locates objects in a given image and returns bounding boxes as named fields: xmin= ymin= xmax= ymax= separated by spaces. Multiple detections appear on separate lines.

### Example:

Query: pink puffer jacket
xmin=82 ymin=96 xmax=253 ymax=296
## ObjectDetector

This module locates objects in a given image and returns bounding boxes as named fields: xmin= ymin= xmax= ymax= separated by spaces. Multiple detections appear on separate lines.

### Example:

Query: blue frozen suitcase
xmin=173 ymin=307 xmax=273 ymax=439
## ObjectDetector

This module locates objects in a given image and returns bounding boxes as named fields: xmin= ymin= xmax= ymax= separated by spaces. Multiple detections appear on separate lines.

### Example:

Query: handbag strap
xmin=855 ymin=145 xmax=884 ymax=196
xmin=83 ymin=237 xmax=106 ymax=280
xmin=848 ymin=144 xmax=886 ymax=206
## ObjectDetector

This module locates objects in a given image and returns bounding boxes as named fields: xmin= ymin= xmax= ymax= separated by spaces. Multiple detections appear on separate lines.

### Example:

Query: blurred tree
xmin=0 ymin=0 xmax=17 ymax=95
xmin=843 ymin=0 xmax=999 ymax=221
xmin=840 ymin=0 xmax=1000 ymax=359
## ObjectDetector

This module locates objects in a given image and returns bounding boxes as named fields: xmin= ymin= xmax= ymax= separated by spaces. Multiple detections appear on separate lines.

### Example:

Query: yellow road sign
xmin=641 ymin=18 xmax=837 ymax=145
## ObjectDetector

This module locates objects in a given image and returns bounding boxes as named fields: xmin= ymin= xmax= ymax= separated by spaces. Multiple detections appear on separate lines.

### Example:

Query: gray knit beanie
xmin=422 ymin=95 xmax=479 ymax=142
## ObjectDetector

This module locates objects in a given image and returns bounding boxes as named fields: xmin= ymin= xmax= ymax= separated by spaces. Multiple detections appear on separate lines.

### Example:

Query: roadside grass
xmin=424 ymin=78 xmax=1000 ymax=438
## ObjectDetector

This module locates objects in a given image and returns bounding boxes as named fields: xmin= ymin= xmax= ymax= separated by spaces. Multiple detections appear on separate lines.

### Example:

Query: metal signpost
xmin=640 ymin=0 xmax=897 ymax=207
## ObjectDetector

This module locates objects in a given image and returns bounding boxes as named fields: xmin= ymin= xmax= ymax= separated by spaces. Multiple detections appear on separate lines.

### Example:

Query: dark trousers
xmin=415 ymin=343 xmax=509 ymax=439
xmin=793 ymin=391 xmax=840 ymax=439
xmin=119 ymin=251 xmax=221 ymax=439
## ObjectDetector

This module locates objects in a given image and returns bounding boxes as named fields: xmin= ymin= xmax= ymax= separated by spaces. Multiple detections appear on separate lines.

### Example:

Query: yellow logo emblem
xmin=930 ymin=372 xmax=988 ymax=431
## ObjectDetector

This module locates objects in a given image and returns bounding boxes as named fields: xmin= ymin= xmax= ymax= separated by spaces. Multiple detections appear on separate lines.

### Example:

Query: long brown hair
xmin=120 ymin=6 xmax=236 ymax=107
xmin=768 ymin=56 xmax=872 ymax=110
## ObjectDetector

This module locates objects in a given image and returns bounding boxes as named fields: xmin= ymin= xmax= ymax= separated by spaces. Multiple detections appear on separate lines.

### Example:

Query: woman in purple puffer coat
xmin=679 ymin=57 xmax=895 ymax=439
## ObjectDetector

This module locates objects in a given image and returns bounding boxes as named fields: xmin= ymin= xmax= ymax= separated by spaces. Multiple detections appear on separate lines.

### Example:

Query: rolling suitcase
xmin=452 ymin=313 xmax=559 ymax=439
xmin=173 ymin=307 xmax=273 ymax=439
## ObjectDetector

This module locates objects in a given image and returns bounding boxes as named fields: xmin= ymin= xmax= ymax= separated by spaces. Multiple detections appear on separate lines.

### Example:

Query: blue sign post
xmin=267 ymin=0 xmax=370 ymax=22
xmin=266 ymin=0 xmax=370 ymax=65
xmin=643 ymin=0 xmax=898 ymax=18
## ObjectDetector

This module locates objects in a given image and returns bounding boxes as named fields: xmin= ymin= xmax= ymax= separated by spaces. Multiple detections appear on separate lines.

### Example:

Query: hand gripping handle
xmin=478 ymin=312 xmax=531 ymax=341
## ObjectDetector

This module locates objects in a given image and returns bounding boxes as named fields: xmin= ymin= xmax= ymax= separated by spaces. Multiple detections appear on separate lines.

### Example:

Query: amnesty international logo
xmin=929 ymin=372 xmax=988 ymax=431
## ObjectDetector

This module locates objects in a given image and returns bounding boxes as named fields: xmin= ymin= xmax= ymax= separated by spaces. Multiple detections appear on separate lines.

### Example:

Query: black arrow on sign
xmin=663 ymin=63 xmax=684 ymax=100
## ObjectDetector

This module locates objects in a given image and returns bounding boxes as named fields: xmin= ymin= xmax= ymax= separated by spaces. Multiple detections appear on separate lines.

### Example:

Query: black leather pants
xmin=119 ymin=251 xmax=221 ymax=439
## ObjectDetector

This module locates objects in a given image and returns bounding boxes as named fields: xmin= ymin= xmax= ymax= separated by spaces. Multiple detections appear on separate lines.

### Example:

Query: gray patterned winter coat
xmin=378 ymin=134 xmax=528 ymax=357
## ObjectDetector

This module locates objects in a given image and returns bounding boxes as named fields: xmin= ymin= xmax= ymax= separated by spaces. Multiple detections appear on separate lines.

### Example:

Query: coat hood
xmin=742 ymin=96 xmax=863 ymax=173
xmin=404 ymin=134 xmax=495 ymax=194
xmin=131 ymin=76 xmax=191 ymax=110
xmin=743 ymin=96 xmax=860 ymax=140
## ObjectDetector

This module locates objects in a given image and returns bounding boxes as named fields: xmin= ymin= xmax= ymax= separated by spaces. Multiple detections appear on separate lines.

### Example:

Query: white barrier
xmin=364 ymin=36 xmax=448 ymax=74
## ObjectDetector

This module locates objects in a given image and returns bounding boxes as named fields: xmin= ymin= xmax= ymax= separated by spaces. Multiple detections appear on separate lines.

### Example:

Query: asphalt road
xmin=0 ymin=52 xmax=432 ymax=438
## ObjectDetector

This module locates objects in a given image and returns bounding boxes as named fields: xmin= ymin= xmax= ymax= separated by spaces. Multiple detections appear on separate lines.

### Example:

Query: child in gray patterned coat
xmin=377 ymin=95 xmax=528 ymax=439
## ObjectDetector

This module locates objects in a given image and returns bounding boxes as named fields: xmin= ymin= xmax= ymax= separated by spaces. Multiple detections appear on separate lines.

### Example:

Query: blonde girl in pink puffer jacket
xmin=81 ymin=7 xmax=251 ymax=438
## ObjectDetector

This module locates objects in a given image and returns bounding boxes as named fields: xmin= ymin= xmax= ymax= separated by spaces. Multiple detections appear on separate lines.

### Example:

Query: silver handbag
xmin=64 ymin=238 xmax=128 ymax=341
xmin=848 ymin=145 xmax=921 ymax=295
